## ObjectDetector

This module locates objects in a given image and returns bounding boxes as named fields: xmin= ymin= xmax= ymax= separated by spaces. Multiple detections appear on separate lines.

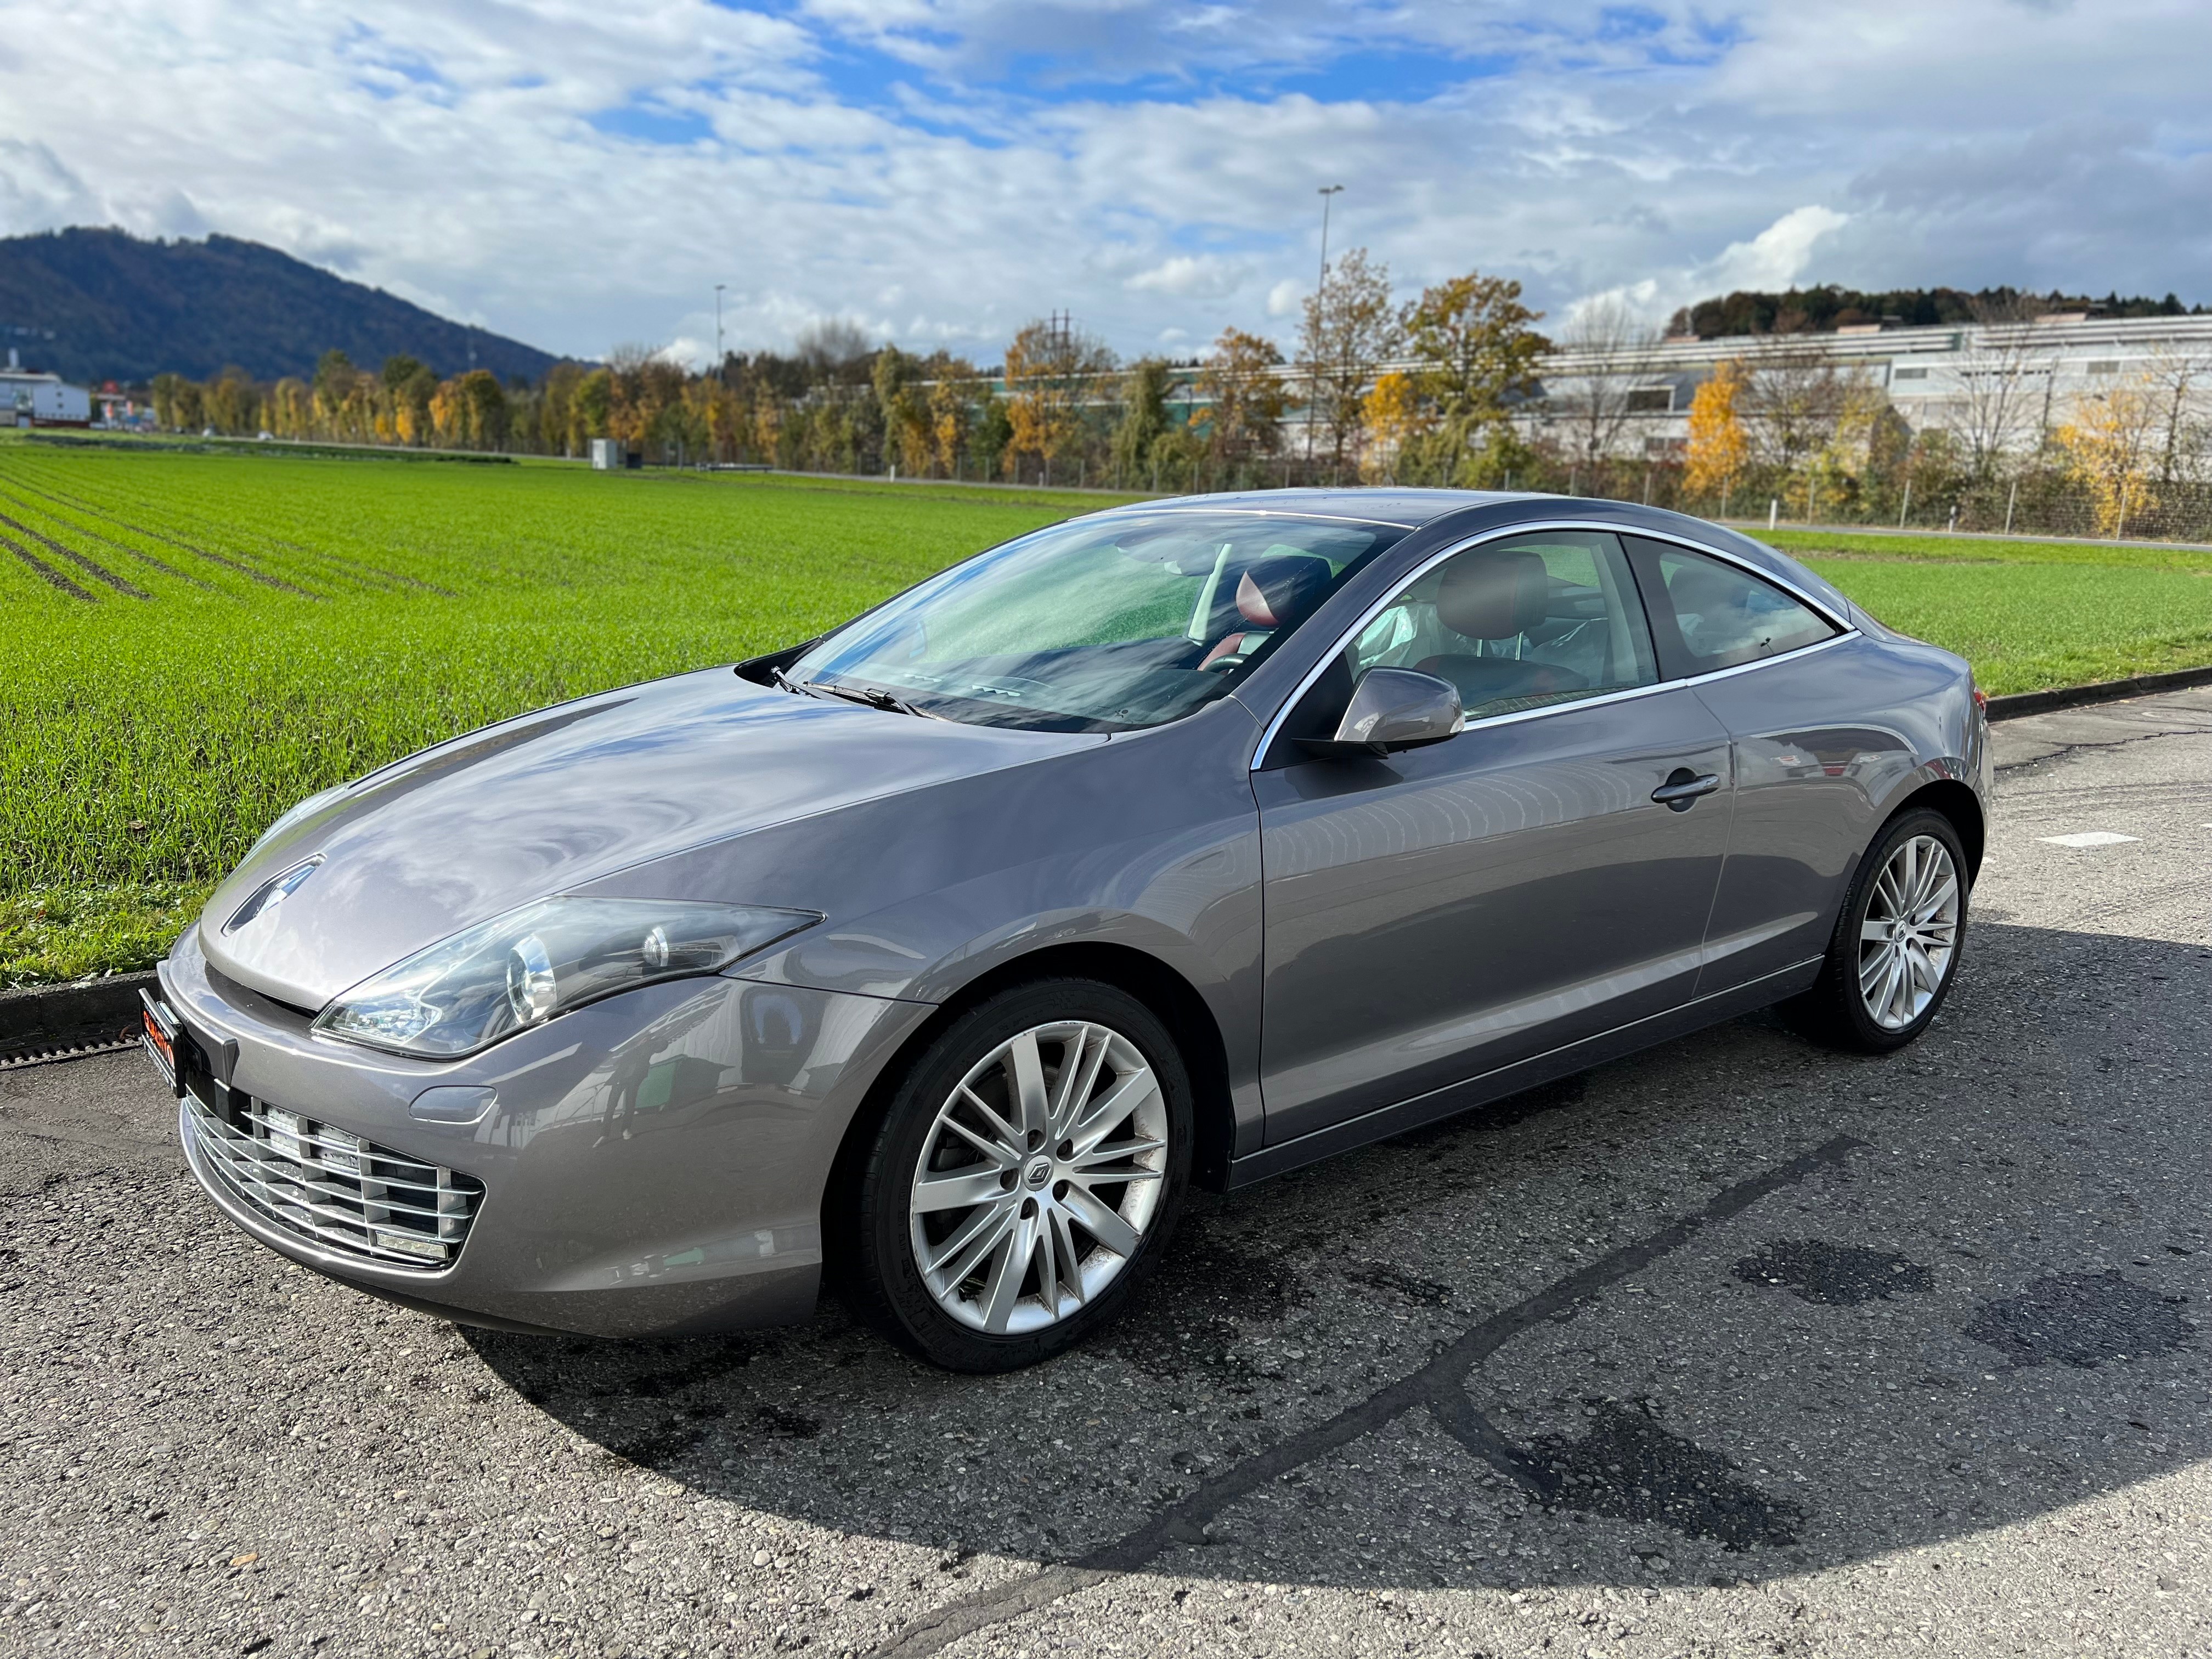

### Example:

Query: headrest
xmin=1436 ymin=549 xmax=1549 ymax=642
xmin=1664 ymin=557 xmax=1743 ymax=616
xmin=1235 ymin=554 xmax=1333 ymax=628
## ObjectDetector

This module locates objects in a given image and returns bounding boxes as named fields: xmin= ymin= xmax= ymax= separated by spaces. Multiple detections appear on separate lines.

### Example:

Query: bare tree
xmin=795 ymin=318 xmax=876 ymax=380
xmin=1297 ymin=247 xmax=1400 ymax=472
xmin=2143 ymin=342 xmax=2212 ymax=484
xmin=1545 ymin=296 xmax=1661 ymax=471
xmin=1741 ymin=342 xmax=1852 ymax=478
xmin=1951 ymin=294 xmax=2046 ymax=479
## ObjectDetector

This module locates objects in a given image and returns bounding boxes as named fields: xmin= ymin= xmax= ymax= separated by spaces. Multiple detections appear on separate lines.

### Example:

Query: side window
xmin=1347 ymin=531 xmax=1658 ymax=722
xmin=1626 ymin=539 xmax=1840 ymax=679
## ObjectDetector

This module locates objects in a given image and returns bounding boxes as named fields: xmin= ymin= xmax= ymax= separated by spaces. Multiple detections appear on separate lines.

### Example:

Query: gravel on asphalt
xmin=3 ymin=689 xmax=2209 ymax=1659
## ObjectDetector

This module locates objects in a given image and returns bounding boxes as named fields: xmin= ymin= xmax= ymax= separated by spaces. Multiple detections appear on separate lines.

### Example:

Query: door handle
xmin=1651 ymin=769 xmax=1722 ymax=811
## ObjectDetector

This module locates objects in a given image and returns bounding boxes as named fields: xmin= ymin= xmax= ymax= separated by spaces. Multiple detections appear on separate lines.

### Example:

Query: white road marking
xmin=2040 ymin=831 xmax=2141 ymax=847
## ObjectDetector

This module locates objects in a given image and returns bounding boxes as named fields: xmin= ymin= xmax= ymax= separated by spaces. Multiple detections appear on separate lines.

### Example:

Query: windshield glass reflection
xmin=786 ymin=512 xmax=1403 ymax=733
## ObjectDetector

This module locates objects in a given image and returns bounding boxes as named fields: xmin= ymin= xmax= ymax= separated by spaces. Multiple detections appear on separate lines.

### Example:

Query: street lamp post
xmin=1307 ymin=185 xmax=1343 ymax=471
xmin=1317 ymin=184 xmax=1342 ymax=295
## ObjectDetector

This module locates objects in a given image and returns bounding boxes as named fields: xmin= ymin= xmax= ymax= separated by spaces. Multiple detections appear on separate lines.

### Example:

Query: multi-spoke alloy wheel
xmin=1785 ymin=806 xmax=1971 ymax=1053
xmin=851 ymin=979 xmax=1192 ymax=1370
xmin=908 ymin=1020 xmax=1168 ymax=1335
xmin=1857 ymin=833 xmax=1961 ymax=1030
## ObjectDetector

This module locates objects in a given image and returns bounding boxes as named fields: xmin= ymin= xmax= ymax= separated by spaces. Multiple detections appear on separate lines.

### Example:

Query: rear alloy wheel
xmin=1785 ymin=806 xmax=1968 ymax=1053
xmin=1857 ymin=832 xmax=1962 ymax=1031
xmin=851 ymin=980 xmax=1192 ymax=1370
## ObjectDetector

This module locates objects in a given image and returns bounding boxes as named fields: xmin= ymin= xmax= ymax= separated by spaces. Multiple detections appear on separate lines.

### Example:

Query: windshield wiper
xmin=800 ymin=679 xmax=945 ymax=720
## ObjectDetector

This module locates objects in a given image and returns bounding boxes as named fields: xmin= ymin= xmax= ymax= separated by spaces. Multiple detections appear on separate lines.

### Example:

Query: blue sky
xmin=2 ymin=0 xmax=2209 ymax=366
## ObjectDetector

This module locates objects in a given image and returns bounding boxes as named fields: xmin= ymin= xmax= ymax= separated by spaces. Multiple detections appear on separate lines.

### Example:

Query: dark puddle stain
xmin=1733 ymin=1239 xmax=1934 ymax=1305
xmin=1115 ymin=1220 xmax=1306 ymax=1378
xmin=1966 ymin=1270 xmax=2193 ymax=1368
xmin=1345 ymin=1262 xmax=1453 ymax=1306
xmin=1529 ymin=1402 xmax=1804 ymax=1551
xmin=755 ymin=1403 xmax=824 ymax=1439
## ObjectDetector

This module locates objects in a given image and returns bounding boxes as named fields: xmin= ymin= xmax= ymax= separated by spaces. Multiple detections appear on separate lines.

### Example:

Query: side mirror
xmin=1297 ymin=668 xmax=1464 ymax=759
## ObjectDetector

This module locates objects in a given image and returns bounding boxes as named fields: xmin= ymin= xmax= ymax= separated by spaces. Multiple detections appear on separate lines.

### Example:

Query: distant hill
xmin=0 ymin=227 xmax=564 ymax=386
xmin=1668 ymin=284 xmax=2207 ymax=340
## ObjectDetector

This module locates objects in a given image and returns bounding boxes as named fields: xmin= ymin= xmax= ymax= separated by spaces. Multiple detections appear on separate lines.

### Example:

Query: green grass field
xmin=4 ymin=440 xmax=2210 ymax=986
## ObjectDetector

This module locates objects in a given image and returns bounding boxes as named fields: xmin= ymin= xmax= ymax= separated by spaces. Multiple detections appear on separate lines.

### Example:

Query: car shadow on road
xmin=468 ymin=922 xmax=2211 ymax=1598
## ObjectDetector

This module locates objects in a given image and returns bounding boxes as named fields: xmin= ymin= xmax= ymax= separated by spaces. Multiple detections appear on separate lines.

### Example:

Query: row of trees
xmin=139 ymin=274 xmax=2212 ymax=537
xmin=139 ymin=250 xmax=1559 ymax=490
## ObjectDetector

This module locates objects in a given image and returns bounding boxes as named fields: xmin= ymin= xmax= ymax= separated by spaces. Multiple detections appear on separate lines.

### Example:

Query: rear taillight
xmin=1971 ymin=685 xmax=1989 ymax=714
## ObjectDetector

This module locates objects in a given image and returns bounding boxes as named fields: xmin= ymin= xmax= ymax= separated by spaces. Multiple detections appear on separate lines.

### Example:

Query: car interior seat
xmin=1200 ymin=553 xmax=1336 ymax=668
xmin=1663 ymin=558 xmax=1754 ymax=661
xmin=1413 ymin=549 xmax=1589 ymax=709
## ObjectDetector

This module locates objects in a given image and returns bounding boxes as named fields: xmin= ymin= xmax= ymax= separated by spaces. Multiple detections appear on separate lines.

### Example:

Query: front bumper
xmin=157 ymin=925 xmax=933 ymax=1337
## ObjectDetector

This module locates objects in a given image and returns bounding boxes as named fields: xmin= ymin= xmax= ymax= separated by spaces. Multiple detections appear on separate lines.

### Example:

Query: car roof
xmin=1087 ymin=487 xmax=1538 ymax=530
xmin=1081 ymin=488 xmax=1859 ymax=625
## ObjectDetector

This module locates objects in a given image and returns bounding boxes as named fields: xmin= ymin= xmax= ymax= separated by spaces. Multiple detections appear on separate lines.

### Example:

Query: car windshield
xmin=784 ymin=511 xmax=1404 ymax=732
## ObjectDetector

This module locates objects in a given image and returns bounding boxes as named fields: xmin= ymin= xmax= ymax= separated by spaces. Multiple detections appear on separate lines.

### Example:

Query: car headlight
xmin=312 ymin=898 xmax=820 ymax=1059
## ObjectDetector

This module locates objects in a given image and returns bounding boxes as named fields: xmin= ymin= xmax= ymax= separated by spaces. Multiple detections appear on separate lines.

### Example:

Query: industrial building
xmin=0 ymin=349 xmax=92 ymax=427
xmin=1516 ymin=312 xmax=2212 ymax=459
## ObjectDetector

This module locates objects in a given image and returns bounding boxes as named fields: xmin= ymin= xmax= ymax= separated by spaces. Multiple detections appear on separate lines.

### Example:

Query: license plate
xmin=140 ymin=992 xmax=181 ymax=1095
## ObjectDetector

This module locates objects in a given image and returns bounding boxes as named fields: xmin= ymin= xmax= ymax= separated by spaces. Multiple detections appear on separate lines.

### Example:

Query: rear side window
xmin=1626 ymin=538 xmax=1840 ymax=679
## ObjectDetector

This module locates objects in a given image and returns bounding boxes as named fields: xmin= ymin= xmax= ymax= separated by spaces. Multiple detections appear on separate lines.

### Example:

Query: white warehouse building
xmin=1513 ymin=312 xmax=2212 ymax=460
xmin=0 ymin=364 xmax=93 ymax=427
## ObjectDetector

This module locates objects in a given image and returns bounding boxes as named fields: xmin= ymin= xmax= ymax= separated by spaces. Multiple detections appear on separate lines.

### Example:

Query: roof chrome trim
xmin=1083 ymin=503 xmax=1424 ymax=529
xmin=1245 ymin=516 xmax=1858 ymax=770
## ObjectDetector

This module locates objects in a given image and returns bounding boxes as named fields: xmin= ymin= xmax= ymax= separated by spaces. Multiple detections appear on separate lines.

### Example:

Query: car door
xmin=1251 ymin=529 xmax=1736 ymax=1146
xmin=1621 ymin=535 xmax=1885 ymax=995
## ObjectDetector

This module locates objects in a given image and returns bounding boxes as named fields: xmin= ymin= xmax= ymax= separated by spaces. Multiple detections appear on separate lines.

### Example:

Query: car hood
xmin=198 ymin=668 xmax=1101 ymax=1009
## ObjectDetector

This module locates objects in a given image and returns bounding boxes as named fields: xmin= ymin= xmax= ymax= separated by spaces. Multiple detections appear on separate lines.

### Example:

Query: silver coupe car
xmin=145 ymin=490 xmax=1988 ymax=1370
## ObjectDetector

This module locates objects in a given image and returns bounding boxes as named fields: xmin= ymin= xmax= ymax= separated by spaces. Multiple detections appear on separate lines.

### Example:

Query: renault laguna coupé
xmin=145 ymin=490 xmax=1986 ymax=1370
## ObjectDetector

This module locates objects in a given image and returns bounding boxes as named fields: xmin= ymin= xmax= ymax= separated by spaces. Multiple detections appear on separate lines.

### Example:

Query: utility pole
xmin=714 ymin=285 xmax=726 ymax=381
xmin=1308 ymin=185 xmax=1343 ymax=471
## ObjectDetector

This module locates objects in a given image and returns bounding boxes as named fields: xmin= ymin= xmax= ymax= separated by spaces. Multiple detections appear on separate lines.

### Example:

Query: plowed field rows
xmin=4 ymin=437 xmax=2210 ymax=984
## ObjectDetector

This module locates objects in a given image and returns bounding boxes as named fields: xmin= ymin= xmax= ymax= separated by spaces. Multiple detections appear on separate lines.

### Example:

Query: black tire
xmin=1783 ymin=806 xmax=1970 ymax=1053
xmin=847 ymin=978 xmax=1194 ymax=1372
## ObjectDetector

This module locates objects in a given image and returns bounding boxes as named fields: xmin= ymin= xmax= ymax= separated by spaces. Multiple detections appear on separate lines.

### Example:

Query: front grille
xmin=185 ymin=1089 xmax=483 ymax=1271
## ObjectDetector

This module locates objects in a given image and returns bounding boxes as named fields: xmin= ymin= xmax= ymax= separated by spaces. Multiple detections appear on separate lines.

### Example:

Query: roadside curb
xmin=1986 ymin=663 xmax=2212 ymax=722
xmin=0 ymin=971 xmax=158 ymax=1064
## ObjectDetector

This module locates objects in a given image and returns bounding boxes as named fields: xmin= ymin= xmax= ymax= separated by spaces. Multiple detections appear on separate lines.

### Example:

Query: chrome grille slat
xmin=196 ymin=1143 xmax=465 ymax=1226
xmin=234 ymin=1104 xmax=445 ymax=1177
xmin=185 ymin=1090 xmax=482 ymax=1271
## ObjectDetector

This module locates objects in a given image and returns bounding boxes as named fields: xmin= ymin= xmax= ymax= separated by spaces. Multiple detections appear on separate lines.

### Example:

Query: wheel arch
xmin=817 ymin=940 xmax=1238 ymax=1293
xmin=1891 ymin=775 xmax=1985 ymax=881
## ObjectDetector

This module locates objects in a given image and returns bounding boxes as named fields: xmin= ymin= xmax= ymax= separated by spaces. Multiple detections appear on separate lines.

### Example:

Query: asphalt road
xmin=4 ymin=689 xmax=2210 ymax=1659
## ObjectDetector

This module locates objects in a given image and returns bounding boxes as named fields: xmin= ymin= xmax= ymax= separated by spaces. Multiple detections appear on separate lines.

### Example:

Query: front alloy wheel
xmin=850 ymin=979 xmax=1193 ymax=1370
xmin=910 ymin=1020 xmax=1169 ymax=1334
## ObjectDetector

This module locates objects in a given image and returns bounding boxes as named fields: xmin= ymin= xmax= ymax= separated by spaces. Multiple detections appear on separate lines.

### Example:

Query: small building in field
xmin=0 ymin=360 xmax=93 ymax=427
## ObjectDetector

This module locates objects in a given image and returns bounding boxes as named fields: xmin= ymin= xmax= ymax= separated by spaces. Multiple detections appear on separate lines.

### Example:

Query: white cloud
xmin=1126 ymin=255 xmax=1248 ymax=298
xmin=0 ymin=140 xmax=103 ymax=236
xmin=0 ymin=0 xmax=2207 ymax=369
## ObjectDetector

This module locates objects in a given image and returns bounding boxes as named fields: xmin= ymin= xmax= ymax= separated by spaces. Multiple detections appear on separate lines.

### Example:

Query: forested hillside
xmin=1668 ymin=285 xmax=2206 ymax=339
xmin=0 ymin=227 xmax=561 ymax=385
